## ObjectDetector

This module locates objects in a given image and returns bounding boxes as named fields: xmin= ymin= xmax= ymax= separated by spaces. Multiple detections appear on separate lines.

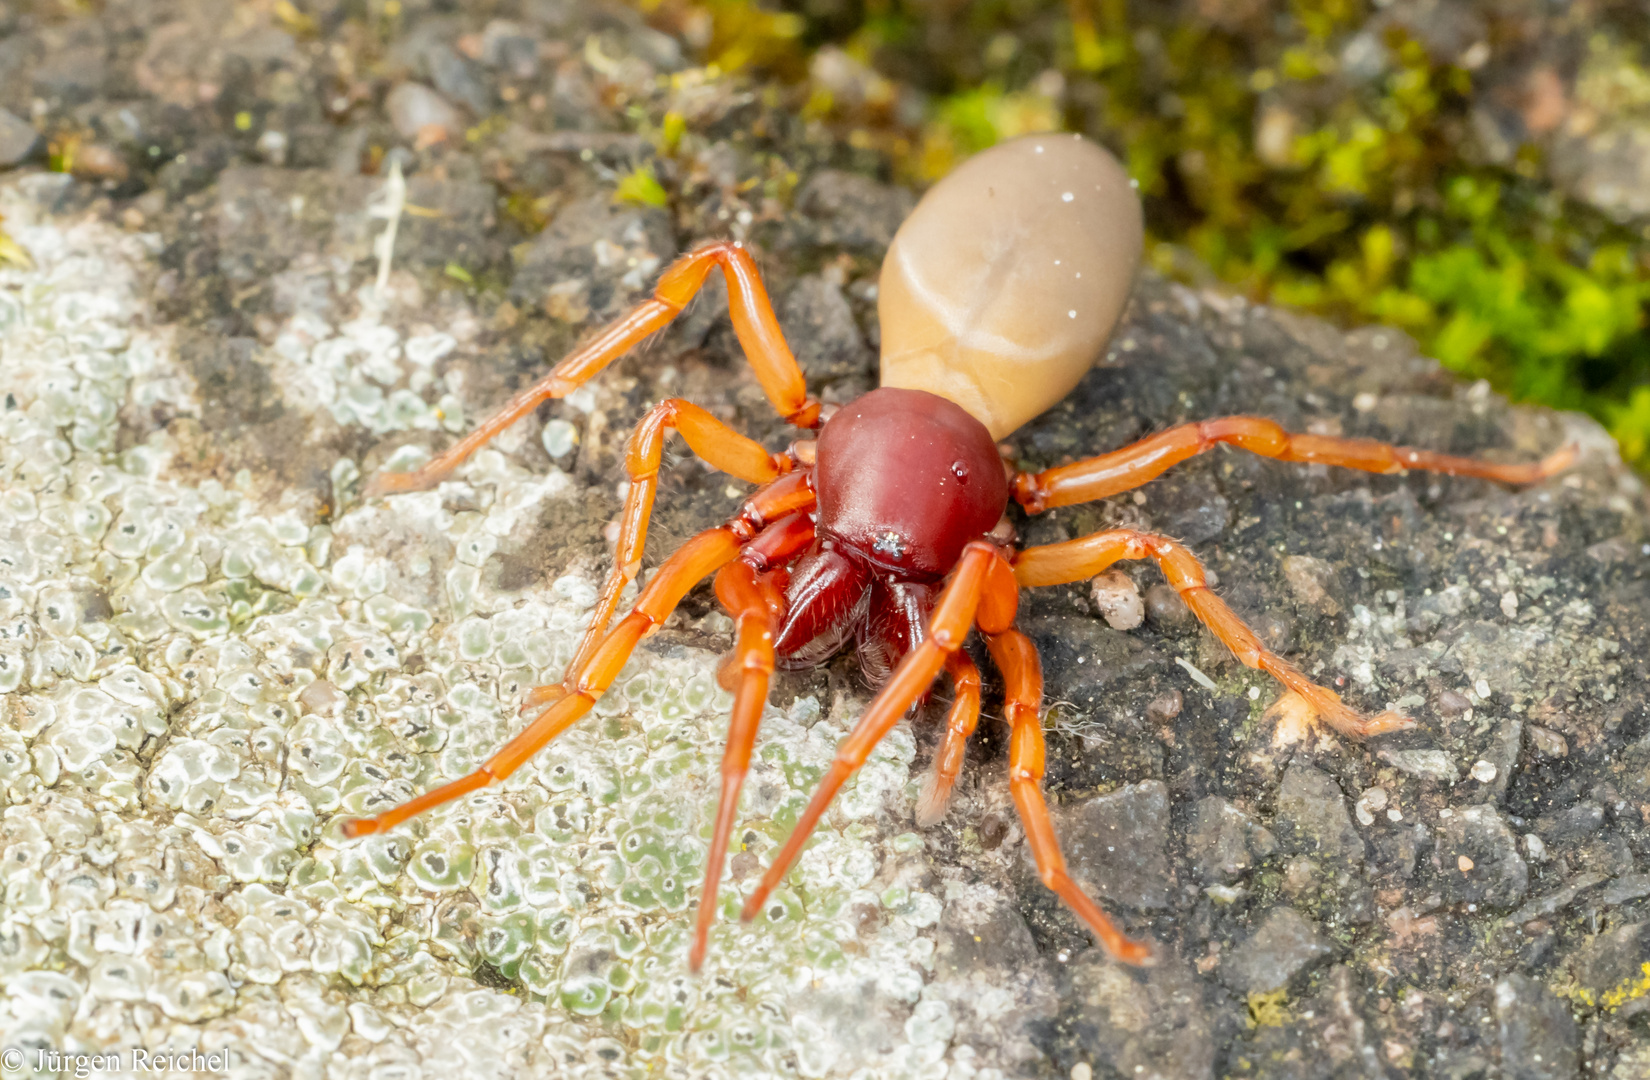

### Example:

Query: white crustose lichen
xmin=0 ymin=175 xmax=990 ymax=1079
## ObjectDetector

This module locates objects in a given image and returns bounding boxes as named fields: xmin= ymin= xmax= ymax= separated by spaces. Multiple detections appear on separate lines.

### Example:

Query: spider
xmin=342 ymin=133 xmax=1575 ymax=970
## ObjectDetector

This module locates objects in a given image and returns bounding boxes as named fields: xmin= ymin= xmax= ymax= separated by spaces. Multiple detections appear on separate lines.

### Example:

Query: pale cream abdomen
xmin=877 ymin=133 xmax=1144 ymax=440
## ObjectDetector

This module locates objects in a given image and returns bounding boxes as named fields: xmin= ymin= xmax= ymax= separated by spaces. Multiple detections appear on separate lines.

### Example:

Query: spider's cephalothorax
xmin=345 ymin=133 xmax=1578 ymax=972
xmin=775 ymin=387 xmax=1009 ymax=681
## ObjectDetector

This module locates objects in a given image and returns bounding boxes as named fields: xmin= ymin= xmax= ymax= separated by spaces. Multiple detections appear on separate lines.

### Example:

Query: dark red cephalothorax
xmin=773 ymin=387 xmax=1009 ymax=677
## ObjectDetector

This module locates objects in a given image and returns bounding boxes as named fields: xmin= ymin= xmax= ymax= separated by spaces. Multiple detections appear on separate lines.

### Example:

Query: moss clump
xmin=636 ymin=0 xmax=1650 ymax=465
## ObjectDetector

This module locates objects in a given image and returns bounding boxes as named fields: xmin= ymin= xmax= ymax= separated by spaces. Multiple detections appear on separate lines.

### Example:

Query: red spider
xmin=342 ymin=134 xmax=1576 ymax=969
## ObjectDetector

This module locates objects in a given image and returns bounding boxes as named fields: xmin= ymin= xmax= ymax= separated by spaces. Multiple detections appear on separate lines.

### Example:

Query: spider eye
xmin=871 ymin=531 xmax=907 ymax=560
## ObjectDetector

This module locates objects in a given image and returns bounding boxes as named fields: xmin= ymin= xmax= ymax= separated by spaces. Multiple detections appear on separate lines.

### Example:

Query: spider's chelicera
xmin=344 ymin=134 xmax=1577 ymax=970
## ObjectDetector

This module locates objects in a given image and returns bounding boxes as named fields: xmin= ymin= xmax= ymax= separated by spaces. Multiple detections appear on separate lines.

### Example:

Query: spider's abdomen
xmin=877 ymin=133 xmax=1142 ymax=441
xmin=814 ymin=387 xmax=1008 ymax=581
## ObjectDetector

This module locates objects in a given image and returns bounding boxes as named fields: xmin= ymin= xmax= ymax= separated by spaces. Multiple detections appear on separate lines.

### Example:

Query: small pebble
xmin=1090 ymin=568 xmax=1144 ymax=630
xmin=385 ymin=82 xmax=465 ymax=141
xmin=0 ymin=107 xmax=39 ymax=166
xmin=1459 ymin=855 xmax=1475 ymax=872
xmin=256 ymin=129 xmax=289 ymax=165
xmin=1145 ymin=689 xmax=1182 ymax=723
xmin=542 ymin=418 xmax=578 ymax=458
xmin=1354 ymin=787 xmax=1388 ymax=826
xmin=1437 ymin=689 xmax=1473 ymax=718
xmin=1145 ymin=583 xmax=1193 ymax=629
xmin=1470 ymin=759 xmax=1497 ymax=783
xmin=71 ymin=142 xmax=129 ymax=181
xmin=1527 ymin=726 xmax=1567 ymax=758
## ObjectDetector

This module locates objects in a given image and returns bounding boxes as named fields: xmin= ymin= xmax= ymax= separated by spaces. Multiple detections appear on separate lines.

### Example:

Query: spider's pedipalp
xmin=739 ymin=541 xmax=1010 ymax=922
xmin=914 ymin=649 xmax=981 ymax=828
xmin=540 ymin=399 xmax=794 ymax=710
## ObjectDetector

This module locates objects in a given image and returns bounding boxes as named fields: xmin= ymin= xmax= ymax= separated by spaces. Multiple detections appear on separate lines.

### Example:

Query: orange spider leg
xmin=368 ymin=240 xmax=822 ymax=495
xmin=913 ymin=650 xmax=981 ymax=828
xmin=540 ymin=400 xmax=798 ymax=709
xmin=520 ymin=481 xmax=814 ymax=724
xmin=1014 ymin=529 xmax=1409 ymax=739
xmin=740 ymin=542 xmax=1018 ymax=921
xmin=1013 ymin=416 xmax=1578 ymax=512
xmin=990 ymin=626 xmax=1155 ymax=965
xmin=690 ymin=558 xmax=788 ymax=971
xmin=341 ymin=525 xmax=747 ymax=839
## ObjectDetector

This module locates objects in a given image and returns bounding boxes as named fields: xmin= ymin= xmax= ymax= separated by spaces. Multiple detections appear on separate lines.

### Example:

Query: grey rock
xmin=480 ymin=20 xmax=541 ymax=78
xmin=1050 ymin=956 xmax=1215 ymax=1080
xmin=1275 ymin=764 xmax=1365 ymax=866
xmin=1479 ymin=717 xmax=1522 ymax=802
xmin=1370 ymin=822 xmax=1430 ymax=881
xmin=385 ymin=82 xmax=466 ymax=140
xmin=1378 ymin=747 xmax=1460 ymax=782
xmin=1524 ymin=725 xmax=1564 ymax=761
xmin=1533 ymin=800 xmax=1605 ymax=843
xmin=31 ymin=44 xmax=106 ymax=103
xmin=1601 ymin=873 xmax=1650 ymax=907
xmin=1505 ymin=872 xmax=1607 ymax=925
xmin=1494 ymin=974 xmax=1579 ymax=1080
xmin=423 ymin=43 xmax=492 ymax=114
xmin=1238 ymin=965 xmax=1384 ymax=1079
xmin=1220 ymin=907 xmax=1335 ymax=995
xmin=1186 ymin=796 xmax=1277 ymax=885
xmin=779 ymin=275 xmax=873 ymax=383
xmin=1568 ymin=922 xmax=1650 ymax=1005
xmin=933 ymin=893 xmax=1040 ymax=978
xmin=791 ymin=170 xmax=916 ymax=254
xmin=1550 ymin=124 xmax=1650 ymax=224
xmin=0 ymin=107 xmax=38 ymax=167
xmin=1154 ymin=480 xmax=1230 ymax=544
xmin=1280 ymin=555 xmax=1343 ymax=615
xmin=1027 ymin=614 xmax=1163 ymax=717
xmin=1438 ymin=805 xmax=1529 ymax=908
xmin=510 ymin=193 xmax=677 ymax=323
xmin=1144 ymin=582 xmax=1195 ymax=630
xmin=1054 ymin=780 xmax=1173 ymax=911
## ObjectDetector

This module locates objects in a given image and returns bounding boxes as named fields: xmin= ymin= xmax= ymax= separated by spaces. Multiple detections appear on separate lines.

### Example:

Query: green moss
xmin=614 ymin=164 xmax=670 ymax=207
xmin=639 ymin=0 xmax=1650 ymax=466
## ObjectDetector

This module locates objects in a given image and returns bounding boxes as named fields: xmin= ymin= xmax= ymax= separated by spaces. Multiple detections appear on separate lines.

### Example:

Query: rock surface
xmin=2 ymin=2 xmax=1650 ymax=1078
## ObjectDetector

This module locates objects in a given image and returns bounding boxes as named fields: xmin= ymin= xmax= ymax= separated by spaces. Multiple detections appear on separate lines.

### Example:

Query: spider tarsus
xmin=1538 ymin=442 xmax=1581 ymax=477
xmin=1120 ymin=939 xmax=1160 ymax=968
xmin=1358 ymin=709 xmax=1415 ymax=736
xmin=363 ymin=468 xmax=443 ymax=499
xmin=339 ymin=817 xmax=377 ymax=839
xmin=912 ymin=773 xmax=953 ymax=829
